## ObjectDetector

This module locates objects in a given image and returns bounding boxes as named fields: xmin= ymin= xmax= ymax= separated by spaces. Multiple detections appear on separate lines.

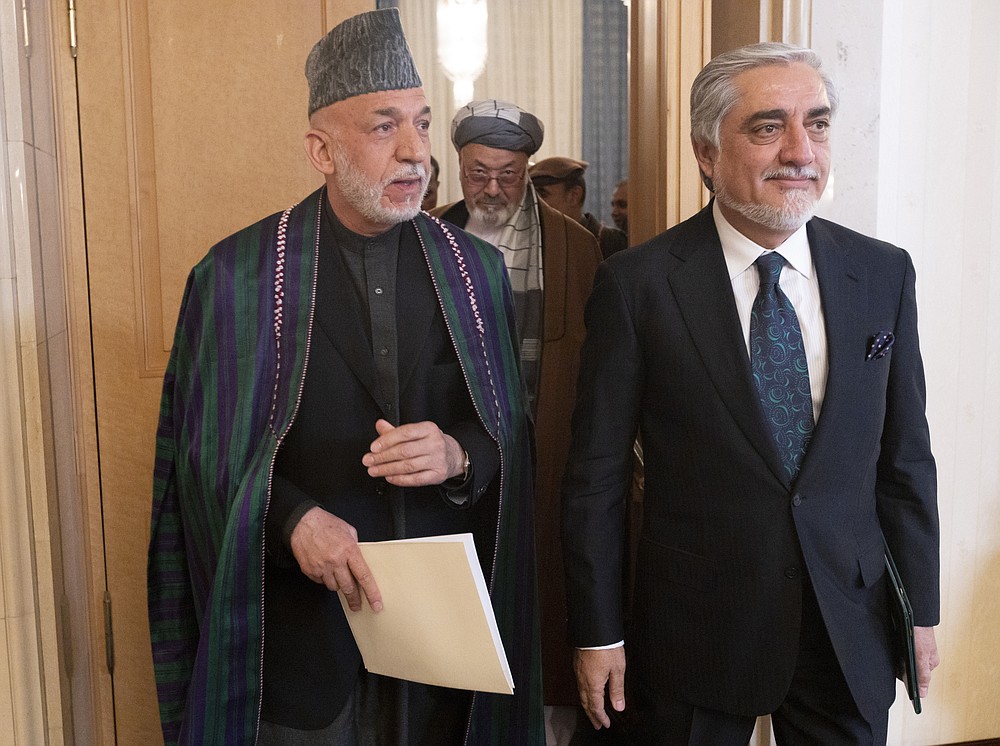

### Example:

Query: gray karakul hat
xmin=305 ymin=8 xmax=423 ymax=116
xmin=451 ymin=100 xmax=545 ymax=155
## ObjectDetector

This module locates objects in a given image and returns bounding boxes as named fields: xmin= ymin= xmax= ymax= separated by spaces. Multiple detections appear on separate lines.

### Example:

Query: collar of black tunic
xmin=322 ymin=193 xmax=404 ymax=256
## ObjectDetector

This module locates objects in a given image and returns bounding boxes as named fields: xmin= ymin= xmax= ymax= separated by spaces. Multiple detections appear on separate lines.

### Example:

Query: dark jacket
xmin=563 ymin=203 xmax=939 ymax=722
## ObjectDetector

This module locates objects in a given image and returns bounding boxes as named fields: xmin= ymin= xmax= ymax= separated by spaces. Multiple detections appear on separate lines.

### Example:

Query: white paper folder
xmin=338 ymin=533 xmax=514 ymax=695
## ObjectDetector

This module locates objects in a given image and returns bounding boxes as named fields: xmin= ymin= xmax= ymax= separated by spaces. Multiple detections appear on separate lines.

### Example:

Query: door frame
xmin=47 ymin=0 xmax=117 ymax=742
xmin=44 ymin=0 xmax=706 ymax=741
xmin=44 ymin=1 xmax=373 ymax=742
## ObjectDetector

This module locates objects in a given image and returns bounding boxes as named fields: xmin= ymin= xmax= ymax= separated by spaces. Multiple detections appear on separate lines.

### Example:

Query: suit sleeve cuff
xmin=578 ymin=640 xmax=625 ymax=650
xmin=441 ymin=421 xmax=499 ymax=506
xmin=268 ymin=474 xmax=319 ymax=566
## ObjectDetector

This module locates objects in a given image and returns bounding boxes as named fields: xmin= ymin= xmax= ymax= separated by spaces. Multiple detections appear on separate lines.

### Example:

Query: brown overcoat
xmin=432 ymin=198 xmax=601 ymax=704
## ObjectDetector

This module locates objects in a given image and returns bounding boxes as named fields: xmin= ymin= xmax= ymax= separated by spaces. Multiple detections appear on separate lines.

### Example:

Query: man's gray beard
xmin=469 ymin=198 xmax=519 ymax=228
xmin=715 ymin=184 xmax=817 ymax=233
xmin=333 ymin=145 xmax=427 ymax=226
xmin=713 ymin=164 xmax=822 ymax=234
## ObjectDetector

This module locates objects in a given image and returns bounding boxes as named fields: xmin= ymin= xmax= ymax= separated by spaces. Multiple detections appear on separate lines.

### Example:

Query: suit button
xmin=784 ymin=567 xmax=799 ymax=579
xmin=375 ymin=484 xmax=385 ymax=496
xmin=792 ymin=494 xmax=802 ymax=507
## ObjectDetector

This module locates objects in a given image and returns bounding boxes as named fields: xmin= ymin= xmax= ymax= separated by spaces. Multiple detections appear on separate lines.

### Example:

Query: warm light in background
xmin=436 ymin=0 xmax=489 ymax=108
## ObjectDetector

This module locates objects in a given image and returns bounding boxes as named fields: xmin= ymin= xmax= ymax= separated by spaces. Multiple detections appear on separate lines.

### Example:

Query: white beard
xmin=714 ymin=165 xmax=822 ymax=234
xmin=333 ymin=145 xmax=427 ymax=226
xmin=468 ymin=198 xmax=519 ymax=228
xmin=715 ymin=187 xmax=817 ymax=233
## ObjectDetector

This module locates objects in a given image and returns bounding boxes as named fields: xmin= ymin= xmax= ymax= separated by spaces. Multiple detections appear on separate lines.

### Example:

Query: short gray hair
xmin=690 ymin=42 xmax=838 ymax=151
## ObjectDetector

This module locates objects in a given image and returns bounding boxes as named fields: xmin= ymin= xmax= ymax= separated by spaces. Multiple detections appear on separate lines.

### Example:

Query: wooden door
xmin=75 ymin=1 xmax=369 ymax=741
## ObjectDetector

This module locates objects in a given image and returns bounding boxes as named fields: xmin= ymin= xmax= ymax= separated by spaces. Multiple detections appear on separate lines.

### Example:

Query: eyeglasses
xmin=462 ymin=167 xmax=525 ymax=188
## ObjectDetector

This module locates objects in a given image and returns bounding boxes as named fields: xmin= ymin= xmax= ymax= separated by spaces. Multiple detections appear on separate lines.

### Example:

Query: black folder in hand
xmin=883 ymin=537 xmax=921 ymax=714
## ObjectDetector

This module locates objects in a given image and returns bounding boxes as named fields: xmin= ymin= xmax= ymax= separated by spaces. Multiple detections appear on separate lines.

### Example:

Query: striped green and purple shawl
xmin=148 ymin=189 xmax=543 ymax=744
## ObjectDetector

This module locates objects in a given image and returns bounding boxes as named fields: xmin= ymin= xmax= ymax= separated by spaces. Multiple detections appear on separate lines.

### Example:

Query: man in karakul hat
xmin=433 ymin=102 xmax=603 ymax=740
xmin=147 ymin=11 xmax=543 ymax=745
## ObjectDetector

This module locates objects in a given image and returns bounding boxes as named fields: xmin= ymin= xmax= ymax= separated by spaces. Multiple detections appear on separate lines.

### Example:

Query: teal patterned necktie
xmin=750 ymin=253 xmax=814 ymax=479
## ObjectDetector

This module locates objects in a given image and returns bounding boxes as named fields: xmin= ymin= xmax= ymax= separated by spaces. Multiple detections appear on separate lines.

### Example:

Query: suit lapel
xmin=796 ymin=220 xmax=865 ymax=485
xmin=667 ymin=208 xmax=787 ymax=484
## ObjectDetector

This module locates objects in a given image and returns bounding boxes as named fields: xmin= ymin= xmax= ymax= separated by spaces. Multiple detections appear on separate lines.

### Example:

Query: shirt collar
xmin=712 ymin=200 xmax=813 ymax=281
xmin=324 ymin=194 xmax=403 ymax=255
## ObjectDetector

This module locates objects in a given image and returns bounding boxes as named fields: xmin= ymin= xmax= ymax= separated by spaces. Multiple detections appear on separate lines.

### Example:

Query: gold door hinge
xmin=21 ymin=0 xmax=30 ymax=55
xmin=68 ymin=0 xmax=78 ymax=57
xmin=104 ymin=592 xmax=115 ymax=674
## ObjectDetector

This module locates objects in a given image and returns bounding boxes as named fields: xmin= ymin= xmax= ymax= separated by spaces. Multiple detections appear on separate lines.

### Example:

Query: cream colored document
xmin=337 ymin=533 xmax=514 ymax=695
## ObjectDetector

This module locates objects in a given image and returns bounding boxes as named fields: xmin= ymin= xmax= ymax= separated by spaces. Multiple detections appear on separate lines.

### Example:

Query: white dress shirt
xmin=713 ymin=201 xmax=828 ymax=422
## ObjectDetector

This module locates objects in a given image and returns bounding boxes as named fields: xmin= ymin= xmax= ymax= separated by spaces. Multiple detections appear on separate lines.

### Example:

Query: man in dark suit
xmin=562 ymin=42 xmax=940 ymax=744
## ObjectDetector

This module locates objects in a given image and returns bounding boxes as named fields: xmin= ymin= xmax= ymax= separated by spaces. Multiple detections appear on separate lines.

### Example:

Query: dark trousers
xmin=627 ymin=582 xmax=888 ymax=746
xmin=258 ymin=685 xmax=359 ymax=746
xmin=258 ymin=671 xmax=470 ymax=746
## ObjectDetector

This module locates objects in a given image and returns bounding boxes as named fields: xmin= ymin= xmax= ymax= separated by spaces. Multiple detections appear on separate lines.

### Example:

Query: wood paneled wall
xmin=628 ymin=0 xmax=711 ymax=245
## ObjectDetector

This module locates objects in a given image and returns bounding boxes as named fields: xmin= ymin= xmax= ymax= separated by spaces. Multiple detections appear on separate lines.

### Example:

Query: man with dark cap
xmin=432 ymin=100 xmax=602 ymax=741
xmin=530 ymin=156 xmax=628 ymax=259
xmin=147 ymin=11 xmax=543 ymax=745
